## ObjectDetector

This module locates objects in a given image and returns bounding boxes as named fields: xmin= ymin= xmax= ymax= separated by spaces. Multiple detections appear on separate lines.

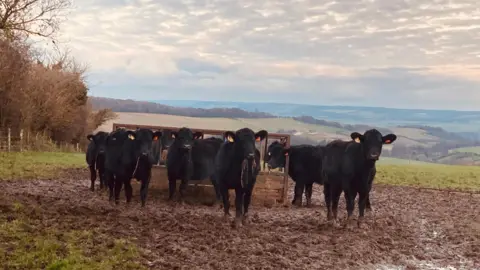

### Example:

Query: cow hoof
xmin=232 ymin=218 xmax=243 ymax=229
xmin=344 ymin=218 xmax=355 ymax=230
xmin=223 ymin=214 xmax=231 ymax=223
xmin=90 ymin=187 xmax=94 ymax=192
xmin=357 ymin=219 xmax=364 ymax=229
xmin=242 ymin=215 xmax=249 ymax=225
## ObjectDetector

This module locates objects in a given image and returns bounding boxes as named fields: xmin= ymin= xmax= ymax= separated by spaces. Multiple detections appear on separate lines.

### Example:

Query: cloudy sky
xmin=53 ymin=0 xmax=479 ymax=110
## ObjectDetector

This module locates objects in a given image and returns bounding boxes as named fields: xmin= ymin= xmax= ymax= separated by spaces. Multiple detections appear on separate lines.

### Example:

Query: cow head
xmin=160 ymin=129 xmax=175 ymax=150
xmin=171 ymin=127 xmax=203 ymax=152
xmin=350 ymin=129 xmax=397 ymax=161
xmin=128 ymin=128 xmax=163 ymax=161
xmin=266 ymin=140 xmax=288 ymax=170
xmin=224 ymin=128 xmax=268 ymax=160
xmin=87 ymin=131 xmax=109 ymax=155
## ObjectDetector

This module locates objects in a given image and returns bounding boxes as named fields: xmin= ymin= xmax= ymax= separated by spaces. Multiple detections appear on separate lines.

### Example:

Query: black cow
xmin=214 ymin=128 xmax=268 ymax=228
xmin=322 ymin=129 xmax=396 ymax=228
xmin=86 ymin=131 xmax=109 ymax=191
xmin=105 ymin=128 xmax=162 ymax=206
xmin=166 ymin=128 xmax=224 ymax=202
xmin=265 ymin=141 xmax=324 ymax=207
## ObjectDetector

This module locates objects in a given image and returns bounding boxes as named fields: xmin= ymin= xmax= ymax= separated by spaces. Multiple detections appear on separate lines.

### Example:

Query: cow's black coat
xmin=265 ymin=141 xmax=324 ymax=206
xmin=214 ymin=128 xmax=268 ymax=227
xmin=86 ymin=131 xmax=109 ymax=191
xmin=322 ymin=129 xmax=396 ymax=227
xmin=166 ymin=128 xmax=223 ymax=201
xmin=105 ymin=128 xmax=162 ymax=206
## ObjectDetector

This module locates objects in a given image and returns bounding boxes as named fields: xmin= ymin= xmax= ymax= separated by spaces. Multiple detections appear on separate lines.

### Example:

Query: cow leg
xmin=366 ymin=193 xmax=372 ymax=211
xmin=292 ymin=182 xmax=304 ymax=207
xmin=140 ymin=172 xmax=151 ymax=207
xmin=107 ymin=172 xmax=114 ymax=201
xmin=98 ymin=166 xmax=105 ymax=190
xmin=179 ymin=178 xmax=188 ymax=203
xmin=89 ymin=165 xmax=96 ymax=191
xmin=167 ymin=175 xmax=176 ymax=201
xmin=305 ymin=183 xmax=313 ymax=207
xmin=324 ymin=183 xmax=332 ymax=221
xmin=124 ymin=178 xmax=133 ymax=204
xmin=331 ymin=184 xmax=342 ymax=226
xmin=242 ymin=188 xmax=253 ymax=225
xmin=220 ymin=185 xmax=230 ymax=221
xmin=357 ymin=190 xmax=368 ymax=228
xmin=210 ymin=176 xmax=221 ymax=205
xmin=344 ymin=188 xmax=355 ymax=229
xmin=233 ymin=188 xmax=244 ymax=228
xmin=114 ymin=177 xmax=123 ymax=205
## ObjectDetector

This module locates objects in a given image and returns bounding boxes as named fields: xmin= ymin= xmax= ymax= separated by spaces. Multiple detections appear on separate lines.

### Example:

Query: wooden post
xmin=20 ymin=129 xmax=23 ymax=151
xmin=7 ymin=128 xmax=11 ymax=152
xmin=282 ymin=135 xmax=290 ymax=205
xmin=76 ymin=143 xmax=79 ymax=152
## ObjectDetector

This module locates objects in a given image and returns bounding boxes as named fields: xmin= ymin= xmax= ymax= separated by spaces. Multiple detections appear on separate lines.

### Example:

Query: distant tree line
xmin=90 ymin=97 xmax=275 ymax=118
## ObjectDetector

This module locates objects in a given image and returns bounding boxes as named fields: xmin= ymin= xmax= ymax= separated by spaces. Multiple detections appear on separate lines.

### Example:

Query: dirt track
xmin=1 ymin=169 xmax=479 ymax=270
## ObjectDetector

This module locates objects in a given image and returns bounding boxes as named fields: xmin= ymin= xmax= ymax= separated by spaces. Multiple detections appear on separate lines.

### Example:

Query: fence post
xmin=76 ymin=143 xmax=79 ymax=152
xmin=7 ymin=128 xmax=11 ymax=152
xmin=20 ymin=129 xmax=23 ymax=151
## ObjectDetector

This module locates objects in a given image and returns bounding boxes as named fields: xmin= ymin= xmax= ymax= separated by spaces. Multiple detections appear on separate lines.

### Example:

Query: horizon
xmin=91 ymin=96 xmax=480 ymax=113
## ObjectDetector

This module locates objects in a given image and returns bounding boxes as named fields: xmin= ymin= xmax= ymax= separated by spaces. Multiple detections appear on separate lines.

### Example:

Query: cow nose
xmin=247 ymin=153 xmax=255 ymax=159
xmin=184 ymin=144 xmax=191 ymax=149
xmin=142 ymin=152 xmax=148 ymax=156
xmin=370 ymin=153 xmax=379 ymax=159
xmin=99 ymin=150 xmax=105 ymax=153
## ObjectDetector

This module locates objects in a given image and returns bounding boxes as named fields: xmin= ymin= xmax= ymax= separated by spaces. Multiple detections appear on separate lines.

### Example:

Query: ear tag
xmin=153 ymin=136 xmax=158 ymax=141
xmin=128 ymin=134 xmax=135 ymax=140
xmin=285 ymin=152 xmax=289 ymax=156
xmin=255 ymin=137 xmax=261 ymax=142
xmin=171 ymin=134 xmax=175 ymax=138
xmin=354 ymin=138 xmax=360 ymax=143
xmin=385 ymin=139 xmax=391 ymax=144
xmin=227 ymin=136 xmax=234 ymax=142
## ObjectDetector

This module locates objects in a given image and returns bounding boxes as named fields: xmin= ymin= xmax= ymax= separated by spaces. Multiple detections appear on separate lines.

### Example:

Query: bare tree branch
xmin=0 ymin=0 xmax=71 ymax=41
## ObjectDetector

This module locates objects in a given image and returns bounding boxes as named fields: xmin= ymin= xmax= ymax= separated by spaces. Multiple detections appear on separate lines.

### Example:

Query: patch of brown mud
xmin=0 ymin=177 xmax=478 ymax=269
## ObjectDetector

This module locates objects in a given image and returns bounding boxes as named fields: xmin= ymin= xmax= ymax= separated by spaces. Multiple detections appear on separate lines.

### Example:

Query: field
xmin=1 ymin=152 xmax=479 ymax=269
xmin=450 ymin=146 xmax=480 ymax=154
xmin=97 ymin=112 xmax=450 ymax=147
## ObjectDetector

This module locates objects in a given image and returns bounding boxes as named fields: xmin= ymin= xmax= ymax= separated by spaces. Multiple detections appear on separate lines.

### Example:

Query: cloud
xmin=46 ymin=0 xmax=480 ymax=110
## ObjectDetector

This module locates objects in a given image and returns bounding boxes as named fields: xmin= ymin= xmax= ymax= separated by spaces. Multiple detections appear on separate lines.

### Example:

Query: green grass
xmin=0 ymin=152 xmax=85 ymax=180
xmin=378 ymin=157 xmax=435 ymax=166
xmin=0 ymin=202 xmax=145 ymax=269
xmin=377 ymin=163 xmax=480 ymax=192
xmin=450 ymin=146 xmax=480 ymax=154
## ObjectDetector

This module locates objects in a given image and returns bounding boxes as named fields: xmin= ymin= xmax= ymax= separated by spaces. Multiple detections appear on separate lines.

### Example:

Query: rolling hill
xmin=91 ymin=97 xmax=480 ymax=165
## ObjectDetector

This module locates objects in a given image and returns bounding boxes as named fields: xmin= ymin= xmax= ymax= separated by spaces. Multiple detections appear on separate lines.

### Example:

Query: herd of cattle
xmin=86 ymin=127 xmax=397 ymax=228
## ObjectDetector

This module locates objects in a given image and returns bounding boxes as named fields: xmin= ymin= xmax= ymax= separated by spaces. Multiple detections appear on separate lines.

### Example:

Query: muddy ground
xmin=1 ymin=169 xmax=479 ymax=270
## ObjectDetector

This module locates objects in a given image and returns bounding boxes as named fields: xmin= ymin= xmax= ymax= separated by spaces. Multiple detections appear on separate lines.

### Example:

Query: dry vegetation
xmin=0 ymin=0 xmax=115 ymax=150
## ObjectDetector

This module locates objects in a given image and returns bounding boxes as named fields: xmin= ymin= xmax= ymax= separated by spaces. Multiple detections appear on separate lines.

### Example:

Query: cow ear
xmin=224 ymin=131 xmax=235 ymax=143
xmin=255 ymin=130 xmax=268 ymax=142
xmin=153 ymin=131 xmax=162 ymax=141
xmin=382 ymin=134 xmax=397 ymax=144
xmin=87 ymin=134 xmax=93 ymax=141
xmin=171 ymin=132 xmax=177 ymax=139
xmin=127 ymin=131 xmax=136 ymax=140
xmin=193 ymin=132 xmax=204 ymax=140
xmin=350 ymin=132 xmax=363 ymax=143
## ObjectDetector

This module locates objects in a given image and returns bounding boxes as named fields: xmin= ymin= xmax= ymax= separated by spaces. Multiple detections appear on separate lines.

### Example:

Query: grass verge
xmin=0 ymin=201 xmax=145 ymax=269
xmin=0 ymin=152 xmax=85 ymax=180
xmin=377 ymin=163 xmax=480 ymax=192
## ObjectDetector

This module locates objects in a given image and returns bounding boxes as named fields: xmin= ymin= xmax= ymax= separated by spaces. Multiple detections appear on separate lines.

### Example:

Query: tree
xmin=0 ymin=0 xmax=71 ymax=40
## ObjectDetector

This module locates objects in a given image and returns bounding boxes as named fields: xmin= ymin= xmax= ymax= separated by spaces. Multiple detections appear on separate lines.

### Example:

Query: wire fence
xmin=0 ymin=128 xmax=82 ymax=153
